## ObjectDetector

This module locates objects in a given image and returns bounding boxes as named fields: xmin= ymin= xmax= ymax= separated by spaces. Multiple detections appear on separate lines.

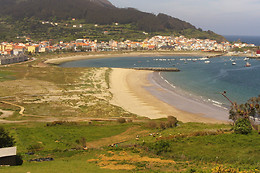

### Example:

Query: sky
xmin=109 ymin=0 xmax=260 ymax=36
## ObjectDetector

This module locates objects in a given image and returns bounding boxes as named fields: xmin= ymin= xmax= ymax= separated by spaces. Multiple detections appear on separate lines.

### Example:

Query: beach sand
xmin=110 ymin=68 xmax=229 ymax=123
xmin=45 ymin=52 xmax=230 ymax=123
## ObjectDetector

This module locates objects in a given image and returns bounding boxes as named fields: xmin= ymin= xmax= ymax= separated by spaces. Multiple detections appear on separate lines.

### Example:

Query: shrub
xmin=234 ymin=118 xmax=252 ymax=134
xmin=117 ymin=118 xmax=126 ymax=123
xmin=160 ymin=122 xmax=166 ymax=130
xmin=0 ymin=127 xmax=15 ymax=148
xmin=151 ymin=140 xmax=171 ymax=155
xmin=167 ymin=116 xmax=178 ymax=128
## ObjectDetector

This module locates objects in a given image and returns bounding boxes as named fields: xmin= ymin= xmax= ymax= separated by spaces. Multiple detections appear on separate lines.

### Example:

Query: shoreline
xmin=45 ymin=51 xmax=231 ymax=123
xmin=44 ymin=51 xmax=223 ymax=65
xmin=110 ymin=68 xmax=229 ymax=123
xmin=147 ymin=72 xmax=230 ymax=122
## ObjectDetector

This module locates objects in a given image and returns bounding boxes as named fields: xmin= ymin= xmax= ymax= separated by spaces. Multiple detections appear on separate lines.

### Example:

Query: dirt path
xmin=0 ymin=109 xmax=13 ymax=118
xmin=0 ymin=101 xmax=25 ymax=116
xmin=86 ymin=126 xmax=148 ymax=149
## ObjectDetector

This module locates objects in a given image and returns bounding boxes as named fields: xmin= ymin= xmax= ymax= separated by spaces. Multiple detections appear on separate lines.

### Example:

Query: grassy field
xmin=0 ymin=61 xmax=135 ymax=120
xmin=1 ymin=121 xmax=259 ymax=172
xmin=1 ymin=56 xmax=260 ymax=172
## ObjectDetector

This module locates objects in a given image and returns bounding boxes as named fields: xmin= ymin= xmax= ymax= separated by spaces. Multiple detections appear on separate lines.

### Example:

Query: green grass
xmin=0 ymin=122 xmax=134 ymax=173
xmin=2 ymin=122 xmax=131 ymax=152
xmin=0 ymin=151 xmax=125 ymax=173
xmin=163 ymin=133 xmax=260 ymax=163
xmin=1 ymin=121 xmax=260 ymax=172
xmin=142 ymin=131 xmax=260 ymax=170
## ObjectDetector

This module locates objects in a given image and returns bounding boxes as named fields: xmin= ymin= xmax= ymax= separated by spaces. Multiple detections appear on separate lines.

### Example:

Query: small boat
xmin=232 ymin=62 xmax=236 ymax=65
xmin=204 ymin=61 xmax=210 ymax=64
xmin=245 ymin=62 xmax=251 ymax=67
xmin=244 ymin=57 xmax=250 ymax=61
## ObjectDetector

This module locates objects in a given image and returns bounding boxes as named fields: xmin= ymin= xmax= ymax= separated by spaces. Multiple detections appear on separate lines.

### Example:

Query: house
xmin=27 ymin=45 xmax=39 ymax=53
xmin=256 ymin=50 xmax=260 ymax=56
xmin=13 ymin=46 xmax=25 ymax=55
xmin=0 ymin=55 xmax=28 ymax=65
xmin=0 ymin=147 xmax=17 ymax=166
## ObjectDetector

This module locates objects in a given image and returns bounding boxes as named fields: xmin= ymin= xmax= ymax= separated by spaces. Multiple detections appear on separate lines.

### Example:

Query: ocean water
xmin=224 ymin=35 xmax=260 ymax=46
xmin=60 ymin=56 xmax=260 ymax=107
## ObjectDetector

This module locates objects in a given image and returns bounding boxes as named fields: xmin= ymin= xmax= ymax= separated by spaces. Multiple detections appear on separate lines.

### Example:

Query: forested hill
xmin=0 ymin=0 xmax=226 ymax=42
xmin=0 ymin=0 xmax=195 ymax=32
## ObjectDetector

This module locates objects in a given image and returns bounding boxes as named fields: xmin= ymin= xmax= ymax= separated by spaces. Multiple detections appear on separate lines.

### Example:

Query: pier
xmin=132 ymin=67 xmax=180 ymax=72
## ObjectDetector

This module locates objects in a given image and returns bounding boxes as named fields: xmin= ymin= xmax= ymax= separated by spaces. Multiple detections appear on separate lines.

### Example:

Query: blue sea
xmin=60 ymin=56 xmax=260 ymax=108
xmin=224 ymin=35 xmax=260 ymax=46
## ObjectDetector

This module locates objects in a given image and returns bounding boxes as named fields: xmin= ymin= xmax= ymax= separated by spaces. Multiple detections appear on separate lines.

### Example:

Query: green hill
xmin=0 ymin=0 xmax=226 ymax=42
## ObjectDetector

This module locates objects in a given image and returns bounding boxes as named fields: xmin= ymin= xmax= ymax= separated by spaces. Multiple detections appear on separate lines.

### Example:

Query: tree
xmin=228 ymin=96 xmax=260 ymax=134
xmin=0 ymin=127 xmax=15 ymax=148
xmin=229 ymin=96 xmax=260 ymax=122
xmin=234 ymin=118 xmax=252 ymax=134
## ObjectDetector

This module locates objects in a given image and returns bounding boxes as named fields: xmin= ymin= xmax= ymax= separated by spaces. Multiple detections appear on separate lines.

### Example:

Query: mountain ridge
xmin=0 ymin=0 xmax=197 ymax=31
xmin=0 ymin=0 xmax=226 ymax=42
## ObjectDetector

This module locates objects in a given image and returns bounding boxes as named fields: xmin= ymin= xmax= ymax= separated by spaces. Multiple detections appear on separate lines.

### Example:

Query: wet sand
xmin=110 ymin=68 xmax=229 ymax=123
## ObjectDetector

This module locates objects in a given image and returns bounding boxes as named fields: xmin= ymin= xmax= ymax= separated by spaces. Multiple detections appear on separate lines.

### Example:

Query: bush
xmin=160 ymin=122 xmax=166 ymax=130
xmin=167 ymin=116 xmax=178 ymax=128
xmin=151 ymin=140 xmax=171 ymax=155
xmin=117 ymin=118 xmax=126 ymax=123
xmin=234 ymin=118 xmax=252 ymax=134
xmin=0 ymin=127 xmax=15 ymax=148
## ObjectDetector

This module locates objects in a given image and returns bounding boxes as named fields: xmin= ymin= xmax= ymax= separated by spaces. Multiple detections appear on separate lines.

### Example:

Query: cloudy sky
xmin=109 ymin=0 xmax=260 ymax=36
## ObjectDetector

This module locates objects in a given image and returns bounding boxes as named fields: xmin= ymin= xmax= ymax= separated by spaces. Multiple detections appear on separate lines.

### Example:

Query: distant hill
xmin=0 ymin=0 xmax=196 ymax=31
xmin=0 ymin=0 xmax=226 ymax=42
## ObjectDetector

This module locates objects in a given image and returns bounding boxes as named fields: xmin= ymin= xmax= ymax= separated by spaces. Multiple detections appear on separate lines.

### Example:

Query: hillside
xmin=0 ymin=0 xmax=226 ymax=42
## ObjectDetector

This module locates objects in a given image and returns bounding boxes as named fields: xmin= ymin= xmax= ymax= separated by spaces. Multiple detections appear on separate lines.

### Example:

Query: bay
xmin=60 ymin=56 xmax=260 ymax=107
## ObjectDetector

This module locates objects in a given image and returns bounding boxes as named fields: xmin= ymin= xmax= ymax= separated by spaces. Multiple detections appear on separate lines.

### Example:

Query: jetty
xmin=132 ymin=67 xmax=180 ymax=72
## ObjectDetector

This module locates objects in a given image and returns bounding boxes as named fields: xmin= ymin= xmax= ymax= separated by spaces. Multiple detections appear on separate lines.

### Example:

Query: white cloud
xmin=109 ymin=0 xmax=260 ymax=35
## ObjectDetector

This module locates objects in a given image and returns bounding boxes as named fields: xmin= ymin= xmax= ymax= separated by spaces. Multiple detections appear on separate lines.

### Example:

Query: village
xmin=0 ymin=35 xmax=259 ymax=65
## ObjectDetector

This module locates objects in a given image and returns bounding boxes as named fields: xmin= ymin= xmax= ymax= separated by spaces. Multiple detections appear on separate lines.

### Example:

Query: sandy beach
xmin=45 ymin=52 xmax=230 ymax=123
xmin=110 ymin=68 xmax=229 ymax=123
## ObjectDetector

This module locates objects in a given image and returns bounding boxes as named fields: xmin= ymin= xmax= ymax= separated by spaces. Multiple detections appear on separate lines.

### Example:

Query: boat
xmin=244 ymin=57 xmax=249 ymax=61
xmin=204 ymin=61 xmax=210 ymax=64
xmin=232 ymin=62 xmax=236 ymax=65
xmin=245 ymin=62 xmax=251 ymax=67
xmin=200 ymin=57 xmax=209 ymax=60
